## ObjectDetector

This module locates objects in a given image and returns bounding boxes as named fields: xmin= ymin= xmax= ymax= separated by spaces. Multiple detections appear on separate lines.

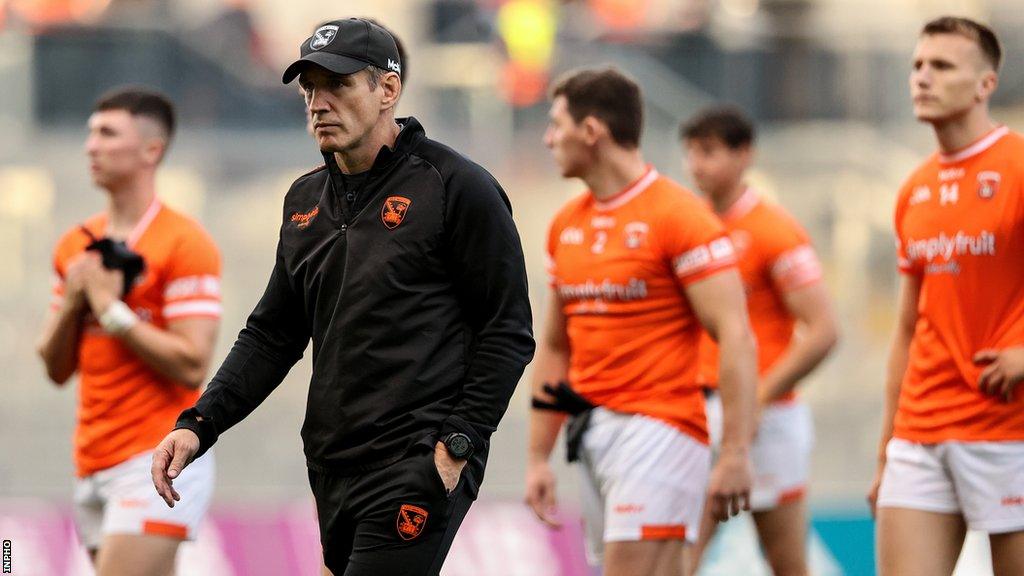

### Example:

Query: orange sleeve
xmin=546 ymin=200 xmax=578 ymax=287
xmin=893 ymin=181 xmax=921 ymax=277
xmin=761 ymin=211 xmax=823 ymax=293
xmin=162 ymin=225 xmax=223 ymax=321
xmin=545 ymin=215 xmax=560 ymax=287
xmin=654 ymin=196 xmax=736 ymax=286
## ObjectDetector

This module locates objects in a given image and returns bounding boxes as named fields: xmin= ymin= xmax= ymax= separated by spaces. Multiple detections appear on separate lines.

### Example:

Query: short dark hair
xmin=680 ymin=106 xmax=755 ymax=149
xmin=94 ymin=87 xmax=176 ymax=141
xmin=922 ymin=16 xmax=1002 ymax=70
xmin=551 ymin=67 xmax=643 ymax=148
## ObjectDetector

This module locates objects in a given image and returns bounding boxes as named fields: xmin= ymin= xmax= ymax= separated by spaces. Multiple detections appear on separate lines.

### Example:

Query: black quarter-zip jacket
xmin=176 ymin=118 xmax=535 ymax=475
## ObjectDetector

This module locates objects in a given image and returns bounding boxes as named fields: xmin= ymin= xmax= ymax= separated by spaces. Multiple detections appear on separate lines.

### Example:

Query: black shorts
xmin=309 ymin=444 xmax=480 ymax=576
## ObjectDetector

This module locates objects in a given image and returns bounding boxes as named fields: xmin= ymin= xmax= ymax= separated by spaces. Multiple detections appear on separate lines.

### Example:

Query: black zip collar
xmin=322 ymin=117 xmax=424 ymax=221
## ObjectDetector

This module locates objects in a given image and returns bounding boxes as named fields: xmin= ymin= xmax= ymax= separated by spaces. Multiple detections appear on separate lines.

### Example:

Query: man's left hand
xmin=79 ymin=253 xmax=125 ymax=316
xmin=974 ymin=347 xmax=1024 ymax=402
xmin=434 ymin=441 xmax=467 ymax=493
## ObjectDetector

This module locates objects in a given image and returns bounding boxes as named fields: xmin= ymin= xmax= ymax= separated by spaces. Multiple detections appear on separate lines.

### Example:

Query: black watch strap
xmin=443 ymin=432 xmax=474 ymax=459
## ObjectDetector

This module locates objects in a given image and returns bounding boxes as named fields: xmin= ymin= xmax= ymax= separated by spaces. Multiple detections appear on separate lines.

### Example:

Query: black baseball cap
xmin=282 ymin=18 xmax=402 ymax=84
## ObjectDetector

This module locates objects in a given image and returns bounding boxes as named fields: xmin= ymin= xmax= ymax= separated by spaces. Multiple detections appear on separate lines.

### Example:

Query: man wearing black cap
xmin=150 ymin=17 xmax=535 ymax=575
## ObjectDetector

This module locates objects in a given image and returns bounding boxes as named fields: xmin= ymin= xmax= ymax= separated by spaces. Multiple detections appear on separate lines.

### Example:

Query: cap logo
xmin=310 ymin=25 xmax=339 ymax=51
xmin=388 ymin=59 xmax=402 ymax=74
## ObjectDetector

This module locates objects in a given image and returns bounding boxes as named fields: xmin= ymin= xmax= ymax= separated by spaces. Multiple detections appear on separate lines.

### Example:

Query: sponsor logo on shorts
xmin=613 ymin=504 xmax=645 ymax=514
xmin=381 ymin=196 xmax=411 ymax=230
xmin=290 ymin=206 xmax=320 ymax=230
xmin=397 ymin=504 xmax=428 ymax=540
xmin=1002 ymin=495 xmax=1024 ymax=507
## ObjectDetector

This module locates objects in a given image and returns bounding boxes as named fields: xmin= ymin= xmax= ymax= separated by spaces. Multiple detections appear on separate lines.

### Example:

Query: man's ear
xmin=133 ymin=116 xmax=169 ymax=165
xmin=141 ymin=137 xmax=167 ymax=166
xmin=977 ymin=70 xmax=998 ymax=103
xmin=737 ymin=143 xmax=754 ymax=170
xmin=580 ymin=116 xmax=608 ymax=147
xmin=380 ymin=72 xmax=403 ymax=111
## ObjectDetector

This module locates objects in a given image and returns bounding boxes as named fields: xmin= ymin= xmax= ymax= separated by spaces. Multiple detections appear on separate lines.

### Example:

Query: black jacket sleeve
xmin=438 ymin=164 xmax=536 ymax=452
xmin=174 ymin=232 xmax=309 ymax=459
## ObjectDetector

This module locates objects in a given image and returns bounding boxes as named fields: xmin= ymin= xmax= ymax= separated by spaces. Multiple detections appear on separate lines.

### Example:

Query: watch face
xmin=448 ymin=434 xmax=470 ymax=457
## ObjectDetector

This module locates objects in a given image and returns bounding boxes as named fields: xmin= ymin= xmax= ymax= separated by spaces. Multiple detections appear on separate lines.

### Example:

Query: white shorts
xmin=877 ymin=438 xmax=1024 ymax=534
xmin=706 ymin=393 xmax=814 ymax=511
xmin=577 ymin=406 xmax=710 ymax=565
xmin=74 ymin=450 xmax=215 ymax=550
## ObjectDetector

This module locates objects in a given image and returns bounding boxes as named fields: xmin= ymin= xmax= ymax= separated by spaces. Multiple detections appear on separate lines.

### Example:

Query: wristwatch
xmin=442 ymin=432 xmax=474 ymax=460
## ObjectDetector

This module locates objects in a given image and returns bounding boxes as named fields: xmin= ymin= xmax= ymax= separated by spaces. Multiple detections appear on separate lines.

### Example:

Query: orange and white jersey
xmin=894 ymin=126 xmax=1024 ymax=443
xmin=697 ymin=189 xmax=823 ymax=401
xmin=51 ymin=200 xmax=222 ymax=476
xmin=547 ymin=168 xmax=737 ymax=443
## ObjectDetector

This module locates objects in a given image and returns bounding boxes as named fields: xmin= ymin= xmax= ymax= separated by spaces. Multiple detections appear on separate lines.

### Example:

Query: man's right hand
xmin=707 ymin=448 xmax=753 ymax=522
xmin=524 ymin=460 xmax=561 ymax=528
xmin=151 ymin=429 xmax=200 ymax=508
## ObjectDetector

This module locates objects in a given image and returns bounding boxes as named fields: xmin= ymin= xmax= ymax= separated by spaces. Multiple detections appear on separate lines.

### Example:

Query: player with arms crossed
xmin=682 ymin=107 xmax=839 ymax=576
xmin=36 ymin=88 xmax=221 ymax=576
xmin=870 ymin=16 xmax=1024 ymax=576
xmin=525 ymin=67 xmax=757 ymax=576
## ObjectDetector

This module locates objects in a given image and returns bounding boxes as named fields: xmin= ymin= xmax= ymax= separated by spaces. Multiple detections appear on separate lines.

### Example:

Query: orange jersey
xmin=893 ymin=126 xmax=1024 ymax=442
xmin=51 ymin=201 xmax=222 ymax=476
xmin=547 ymin=168 xmax=737 ymax=443
xmin=697 ymin=189 xmax=823 ymax=402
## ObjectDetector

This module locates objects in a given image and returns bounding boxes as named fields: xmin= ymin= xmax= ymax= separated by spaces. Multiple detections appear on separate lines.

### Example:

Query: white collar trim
xmin=939 ymin=126 xmax=1009 ymax=164
xmin=594 ymin=168 xmax=659 ymax=212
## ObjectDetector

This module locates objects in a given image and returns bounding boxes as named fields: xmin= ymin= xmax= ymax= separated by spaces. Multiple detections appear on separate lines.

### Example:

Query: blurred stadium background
xmin=2 ymin=0 xmax=1024 ymax=574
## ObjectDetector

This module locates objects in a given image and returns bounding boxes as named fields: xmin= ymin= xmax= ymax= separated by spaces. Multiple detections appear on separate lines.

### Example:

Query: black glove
xmin=80 ymin=226 xmax=146 ymax=298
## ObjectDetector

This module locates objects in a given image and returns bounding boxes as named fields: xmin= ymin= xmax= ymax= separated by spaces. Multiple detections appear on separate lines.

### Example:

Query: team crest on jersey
xmin=623 ymin=222 xmax=649 ymax=249
xmin=290 ymin=206 xmax=320 ymax=230
xmin=977 ymin=171 xmax=1000 ymax=199
xmin=397 ymin=504 xmax=428 ymax=540
xmin=381 ymin=196 xmax=411 ymax=230
xmin=310 ymin=25 xmax=339 ymax=51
